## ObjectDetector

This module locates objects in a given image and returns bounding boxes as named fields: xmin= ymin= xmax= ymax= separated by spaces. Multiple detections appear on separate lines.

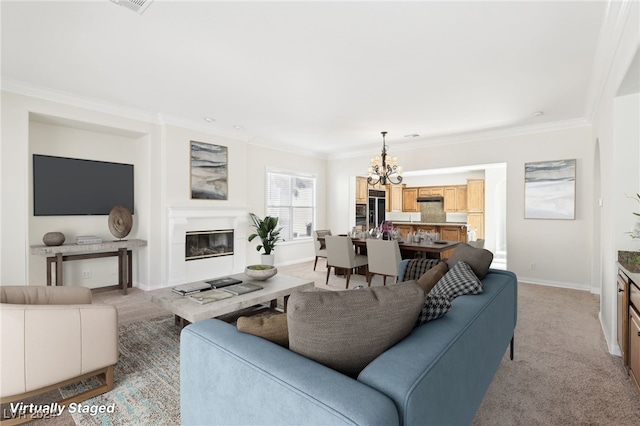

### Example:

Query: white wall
xmin=328 ymin=125 xmax=594 ymax=290
xmin=589 ymin=1 xmax=639 ymax=354
xmin=0 ymin=91 xmax=327 ymax=288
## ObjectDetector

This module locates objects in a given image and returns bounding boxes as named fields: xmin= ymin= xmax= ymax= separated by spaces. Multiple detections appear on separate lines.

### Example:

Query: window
xmin=267 ymin=171 xmax=316 ymax=241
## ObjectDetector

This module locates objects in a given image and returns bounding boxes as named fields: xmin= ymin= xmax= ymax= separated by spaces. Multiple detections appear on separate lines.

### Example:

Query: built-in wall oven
xmin=368 ymin=189 xmax=386 ymax=229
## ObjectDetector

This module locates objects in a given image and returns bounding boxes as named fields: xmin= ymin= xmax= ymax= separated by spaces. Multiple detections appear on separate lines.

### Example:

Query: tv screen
xmin=33 ymin=154 xmax=134 ymax=216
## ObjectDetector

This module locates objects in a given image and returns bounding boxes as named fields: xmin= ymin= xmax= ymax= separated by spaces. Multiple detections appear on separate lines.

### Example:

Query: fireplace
xmin=185 ymin=229 xmax=234 ymax=261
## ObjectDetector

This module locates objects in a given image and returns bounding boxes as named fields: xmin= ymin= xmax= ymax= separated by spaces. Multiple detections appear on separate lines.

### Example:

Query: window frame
xmin=265 ymin=169 xmax=317 ymax=242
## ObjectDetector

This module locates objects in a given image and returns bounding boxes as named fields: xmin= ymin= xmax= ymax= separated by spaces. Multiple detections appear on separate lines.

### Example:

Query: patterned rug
xmin=59 ymin=316 xmax=181 ymax=425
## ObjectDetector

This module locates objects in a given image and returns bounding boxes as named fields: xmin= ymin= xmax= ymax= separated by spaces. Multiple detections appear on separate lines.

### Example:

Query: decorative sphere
xmin=43 ymin=232 xmax=65 ymax=246
xmin=244 ymin=265 xmax=277 ymax=281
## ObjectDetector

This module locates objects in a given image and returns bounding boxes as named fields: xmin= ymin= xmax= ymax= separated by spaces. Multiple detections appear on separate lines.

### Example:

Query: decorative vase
xmin=43 ymin=232 xmax=65 ymax=246
xmin=261 ymin=253 xmax=275 ymax=266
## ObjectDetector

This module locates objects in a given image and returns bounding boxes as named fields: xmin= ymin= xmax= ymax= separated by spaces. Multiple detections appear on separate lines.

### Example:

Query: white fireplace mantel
xmin=167 ymin=205 xmax=250 ymax=285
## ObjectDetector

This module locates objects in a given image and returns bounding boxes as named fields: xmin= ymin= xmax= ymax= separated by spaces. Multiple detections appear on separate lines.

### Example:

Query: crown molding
xmin=1 ymin=78 xmax=159 ymax=124
xmin=328 ymin=118 xmax=592 ymax=160
xmin=584 ymin=0 xmax=636 ymax=121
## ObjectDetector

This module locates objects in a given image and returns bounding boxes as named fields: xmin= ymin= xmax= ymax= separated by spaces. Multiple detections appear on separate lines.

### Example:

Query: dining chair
xmin=313 ymin=230 xmax=332 ymax=270
xmin=366 ymin=238 xmax=403 ymax=286
xmin=325 ymin=235 xmax=369 ymax=289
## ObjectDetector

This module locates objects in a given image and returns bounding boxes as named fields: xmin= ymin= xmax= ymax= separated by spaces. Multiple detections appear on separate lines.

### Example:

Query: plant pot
xmin=261 ymin=253 xmax=275 ymax=266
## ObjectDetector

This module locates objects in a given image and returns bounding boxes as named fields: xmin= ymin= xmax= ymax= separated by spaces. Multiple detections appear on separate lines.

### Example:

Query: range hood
xmin=417 ymin=196 xmax=444 ymax=202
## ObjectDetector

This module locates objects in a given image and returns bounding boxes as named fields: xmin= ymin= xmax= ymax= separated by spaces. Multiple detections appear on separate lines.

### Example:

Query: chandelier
xmin=367 ymin=131 xmax=403 ymax=186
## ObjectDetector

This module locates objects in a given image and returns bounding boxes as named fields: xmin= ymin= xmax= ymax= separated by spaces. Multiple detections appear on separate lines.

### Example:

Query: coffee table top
xmin=146 ymin=273 xmax=314 ymax=323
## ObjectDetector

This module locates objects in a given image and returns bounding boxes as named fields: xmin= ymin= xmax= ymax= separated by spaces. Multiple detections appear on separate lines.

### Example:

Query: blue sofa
xmin=180 ymin=265 xmax=517 ymax=425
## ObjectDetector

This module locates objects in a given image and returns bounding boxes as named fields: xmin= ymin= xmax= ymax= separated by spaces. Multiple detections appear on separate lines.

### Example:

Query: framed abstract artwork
xmin=524 ymin=159 xmax=576 ymax=220
xmin=190 ymin=141 xmax=228 ymax=200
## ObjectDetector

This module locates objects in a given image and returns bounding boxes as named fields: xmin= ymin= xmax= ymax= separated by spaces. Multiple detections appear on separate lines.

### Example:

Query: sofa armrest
xmin=181 ymin=319 xmax=399 ymax=426
xmin=1 ymin=304 xmax=118 ymax=398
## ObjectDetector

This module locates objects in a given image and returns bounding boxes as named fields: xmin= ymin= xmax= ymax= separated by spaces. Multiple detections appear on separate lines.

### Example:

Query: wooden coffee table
xmin=147 ymin=273 xmax=315 ymax=328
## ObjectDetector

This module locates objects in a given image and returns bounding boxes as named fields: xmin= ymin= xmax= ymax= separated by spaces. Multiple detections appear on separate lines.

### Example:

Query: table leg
xmin=118 ymin=248 xmax=128 ymax=295
xmin=46 ymin=257 xmax=53 ymax=286
xmin=55 ymin=253 xmax=63 ymax=286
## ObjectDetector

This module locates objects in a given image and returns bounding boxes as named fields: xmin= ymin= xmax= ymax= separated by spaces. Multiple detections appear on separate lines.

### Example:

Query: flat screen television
xmin=33 ymin=154 xmax=134 ymax=216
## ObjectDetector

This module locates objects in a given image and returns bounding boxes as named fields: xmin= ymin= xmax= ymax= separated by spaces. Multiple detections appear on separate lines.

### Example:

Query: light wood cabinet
xmin=443 ymin=186 xmax=468 ymax=212
xmin=619 ymin=272 xmax=629 ymax=366
xmin=467 ymin=213 xmax=484 ymax=240
xmin=467 ymin=179 xmax=485 ymax=212
xmin=403 ymin=188 xmax=418 ymax=212
xmin=418 ymin=187 xmax=443 ymax=197
xmin=356 ymin=176 xmax=368 ymax=204
xmin=617 ymin=266 xmax=640 ymax=396
xmin=388 ymin=184 xmax=404 ymax=212
xmin=394 ymin=225 xmax=414 ymax=238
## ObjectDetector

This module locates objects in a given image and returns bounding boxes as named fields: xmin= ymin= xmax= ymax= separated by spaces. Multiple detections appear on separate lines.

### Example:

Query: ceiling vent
xmin=110 ymin=0 xmax=154 ymax=15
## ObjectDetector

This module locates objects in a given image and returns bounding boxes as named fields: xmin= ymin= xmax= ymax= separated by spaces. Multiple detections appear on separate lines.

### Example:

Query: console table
xmin=30 ymin=239 xmax=147 ymax=295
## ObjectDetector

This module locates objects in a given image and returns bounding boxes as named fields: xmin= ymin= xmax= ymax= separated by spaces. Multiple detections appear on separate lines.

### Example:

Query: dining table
xmin=350 ymin=237 xmax=459 ymax=259
xmin=317 ymin=235 xmax=460 ymax=260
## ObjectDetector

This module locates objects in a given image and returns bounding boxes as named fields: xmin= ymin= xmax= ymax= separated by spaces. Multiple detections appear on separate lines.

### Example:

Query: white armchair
xmin=1 ymin=286 xmax=118 ymax=424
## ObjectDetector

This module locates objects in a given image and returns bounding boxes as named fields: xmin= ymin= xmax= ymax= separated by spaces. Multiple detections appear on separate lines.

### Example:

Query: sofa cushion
xmin=417 ymin=261 xmax=449 ymax=294
xmin=446 ymin=243 xmax=494 ymax=279
xmin=237 ymin=313 xmax=289 ymax=348
xmin=287 ymin=282 xmax=425 ymax=377
xmin=432 ymin=261 xmax=483 ymax=299
xmin=416 ymin=293 xmax=452 ymax=325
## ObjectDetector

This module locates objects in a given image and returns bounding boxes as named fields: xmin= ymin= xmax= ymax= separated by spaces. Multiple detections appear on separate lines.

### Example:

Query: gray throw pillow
xmin=446 ymin=243 xmax=493 ymax=279
xmin=432 ymin=261 xmax=483 ymax=300
xmin=287 ymin=282 xmax=425 ymax=377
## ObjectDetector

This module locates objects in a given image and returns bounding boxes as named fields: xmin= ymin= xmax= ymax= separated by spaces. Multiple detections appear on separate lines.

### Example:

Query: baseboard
xmin=517 ymin=276 xmax=591 ymax=292
xmin=600 ymin=310 xmax=621 ymax=356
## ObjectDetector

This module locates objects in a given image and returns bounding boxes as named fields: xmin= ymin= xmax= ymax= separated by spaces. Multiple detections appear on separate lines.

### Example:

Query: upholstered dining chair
xmin=0 ymin=286 xmax=118 ymax=424
xmin=324 ymin=235 xmax=369 ymax=289
xmin=313 ymin=229 xmax=332 ymax=271
xmin=366 ymin=239 xmax=403 ymax=286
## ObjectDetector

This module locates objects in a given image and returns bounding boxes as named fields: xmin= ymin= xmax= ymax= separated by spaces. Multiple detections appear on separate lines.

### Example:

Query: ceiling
xmin=1 ymin=1 xmax=610 ymax=158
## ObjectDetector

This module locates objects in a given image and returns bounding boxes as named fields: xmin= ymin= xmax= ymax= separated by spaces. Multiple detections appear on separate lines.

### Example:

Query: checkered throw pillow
xmin=416 ymin=293 xmax=452 ymax=325
xmin=432 ymin=261 xmax=483 ymax=300
xmin=402 ymin=258 xmax=440 ymax=281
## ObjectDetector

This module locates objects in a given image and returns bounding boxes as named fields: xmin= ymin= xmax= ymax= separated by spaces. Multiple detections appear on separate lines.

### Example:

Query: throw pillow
xmin=237 ymin=313 xmax=289 ymax=348
xmin=432 ymin=261 xmax=483 ymax=300
xmin=402 ymin=258 xmax=441 ymax=281
xmin=287 ymin=282 xmax=425 ymax=377
xmin=446 ymin=243 xmax=494 ymax=279
xmin=416 ymin=293 xmax=452 ymax=326
xmin=416 ymin=261 xmax=449 ymax=294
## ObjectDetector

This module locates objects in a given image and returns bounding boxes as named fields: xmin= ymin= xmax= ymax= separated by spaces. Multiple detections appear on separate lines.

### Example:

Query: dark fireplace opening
xmin=185 ymin=229 xmax=234 ymax=261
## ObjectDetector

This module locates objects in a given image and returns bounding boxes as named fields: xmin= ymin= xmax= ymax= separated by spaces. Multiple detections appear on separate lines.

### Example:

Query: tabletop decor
xmin=108 ymin=204 xmax=133 ymax=240
xmin=43 ymin=231 xmax=65 ymax=246
xmin=245 ymin=264 xmax=278 ymax=281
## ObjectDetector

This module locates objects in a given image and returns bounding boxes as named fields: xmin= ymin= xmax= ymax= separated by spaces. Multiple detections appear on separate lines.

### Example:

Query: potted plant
xmin=248 ymin=213 xmax=282 ymax=265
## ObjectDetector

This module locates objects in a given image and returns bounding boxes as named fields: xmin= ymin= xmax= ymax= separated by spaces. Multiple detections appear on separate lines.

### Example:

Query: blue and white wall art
xmin=524 ymin=159 xmax=576 ymax=220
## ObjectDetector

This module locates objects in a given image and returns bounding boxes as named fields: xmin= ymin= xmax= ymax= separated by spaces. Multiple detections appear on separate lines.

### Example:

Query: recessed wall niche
xmin=28 ymin=113 xmax=149 ymax=289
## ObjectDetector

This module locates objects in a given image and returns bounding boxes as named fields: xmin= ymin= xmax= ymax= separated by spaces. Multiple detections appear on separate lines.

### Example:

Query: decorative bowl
xmin=245 ymin=264 xmax=277 ymax=281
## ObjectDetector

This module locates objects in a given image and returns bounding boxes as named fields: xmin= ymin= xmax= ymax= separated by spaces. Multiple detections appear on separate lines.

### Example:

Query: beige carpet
xmin=8 ymin=260 xmax=640 ymax=425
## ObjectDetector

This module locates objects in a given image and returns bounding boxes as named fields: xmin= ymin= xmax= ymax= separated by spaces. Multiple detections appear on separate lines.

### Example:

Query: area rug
xmin=59 ymin=315 xmax=181 ymax=425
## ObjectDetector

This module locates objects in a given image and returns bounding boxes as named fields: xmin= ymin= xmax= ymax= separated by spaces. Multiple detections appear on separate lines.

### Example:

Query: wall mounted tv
xmin=33 ymin=154 xmax=134 ymax=216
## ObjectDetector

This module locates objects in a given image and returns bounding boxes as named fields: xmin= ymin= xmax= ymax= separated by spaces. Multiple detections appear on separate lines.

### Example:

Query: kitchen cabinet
xmin=418 ymin=187 xmax=443 ymax=197
xmin=394 ymin=225 xmax=414 ymax=239
xmin=388 ymin=184 xmax=404 ymax=212
xmin=356 ymin=176 xmax=368 ymax=204
xmin=467 ymin=179 xmax=485 ymax=212
xmin=617 ymin=265 xmax=640 ymax=396
xmin=403 ymin=188 xmax=418 ymax=212
xmin=443 ymin=186 xmax=468 ymax=212
xmin=467 ymin=213 xmax=484 ymax=240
